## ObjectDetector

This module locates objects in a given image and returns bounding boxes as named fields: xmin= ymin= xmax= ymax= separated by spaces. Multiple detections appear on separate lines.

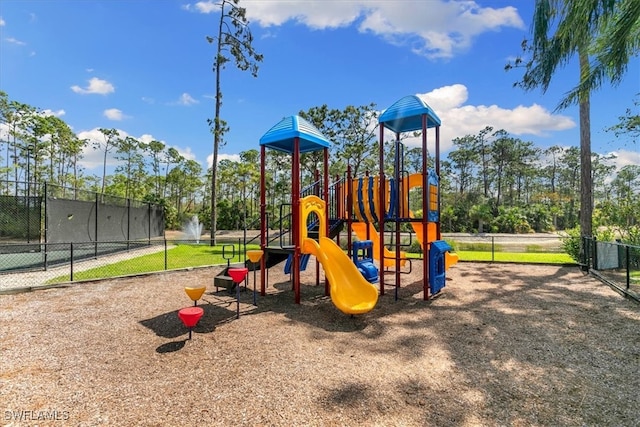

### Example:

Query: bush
xmin=561 ymin=227 xmax=581 ymax=262
xmin=408 ymin=240 xmax=423 ymax=254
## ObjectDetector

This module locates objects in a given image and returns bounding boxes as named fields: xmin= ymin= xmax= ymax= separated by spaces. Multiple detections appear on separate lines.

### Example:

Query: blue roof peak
xmin=259 ymin=115 xmax=331 ymax=154
xmin=379 ymin=95 xmax=441 ymax=133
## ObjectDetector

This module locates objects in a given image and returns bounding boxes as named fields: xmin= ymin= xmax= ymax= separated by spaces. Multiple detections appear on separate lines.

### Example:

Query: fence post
xmin=94 ymin=193 xmax=99 ymax=258
xmin=164 ymin=238 xmax=168 ymax=271
xmin=626 ymin=245 xmax=630 ymax=290
xmin=70 ymin=242 xmax=74 ymax=282
xmin=592 ymin=237 xmax=598 ymax=271
xmin=44 ymin=181 xmax=48 ymax=267
xmin=127 ymin=198 xmax=131 ymax=251
xmin=491 ymin=236 xmax=495 ymax=262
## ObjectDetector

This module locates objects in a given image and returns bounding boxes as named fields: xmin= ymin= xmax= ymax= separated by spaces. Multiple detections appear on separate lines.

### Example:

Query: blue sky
xmin=1 ymin=0 xmax=638 ymax=176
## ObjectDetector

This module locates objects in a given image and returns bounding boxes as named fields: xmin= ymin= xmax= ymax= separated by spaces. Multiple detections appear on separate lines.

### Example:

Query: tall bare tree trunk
xmin=578 ymin=49 xmax=593 ymax=265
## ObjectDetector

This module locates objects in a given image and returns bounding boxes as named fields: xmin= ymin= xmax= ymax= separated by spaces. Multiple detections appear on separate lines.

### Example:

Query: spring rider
xmin=227 ymin=266 xmax=249 ymax=319
xmin=246 ymin=250 xmax=264 ymax=306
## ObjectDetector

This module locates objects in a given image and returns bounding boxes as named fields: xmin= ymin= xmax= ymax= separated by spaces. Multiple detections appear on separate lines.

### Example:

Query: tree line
xmin=1 ymin=90 xmax=638 ymax=242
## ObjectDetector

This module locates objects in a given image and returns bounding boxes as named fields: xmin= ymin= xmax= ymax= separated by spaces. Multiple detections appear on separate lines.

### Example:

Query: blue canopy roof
xmin=259 ymin=115 xmax=331 ymax=154
xmin=378 ymin=95 xmax=441 ymax=133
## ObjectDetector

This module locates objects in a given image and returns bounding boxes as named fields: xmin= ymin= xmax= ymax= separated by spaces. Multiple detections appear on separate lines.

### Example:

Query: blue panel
xmin=368 ymin=176 xmax=378 ymax=223
xmin=429 ymin=240 xmax=450 ymax=295
xmin=284 ymin=253 xmax=311 ymax=274
xmin=284 ymin=253 xmax=293 ymax=274
xmin=385 ymin=178 xmax=397 ymax=219
xmin=300 ymin=253 xmax=311 ymax=271
xmin=379 ymin=95 xmax=441 ymax=133
xmin=427 ymin=169 xmax=439 ymax=222
xmin=357 ymin=178 xmax=367 ymax=222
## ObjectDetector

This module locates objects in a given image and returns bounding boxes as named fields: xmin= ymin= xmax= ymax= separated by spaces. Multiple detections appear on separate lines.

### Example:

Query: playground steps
xmin=328 ymin=219 xmax=344 ymax=238
xmin=214 ymin=265 xmax=241 ymax=290
xmin=264 ymin=246 xmax=293 ymax=268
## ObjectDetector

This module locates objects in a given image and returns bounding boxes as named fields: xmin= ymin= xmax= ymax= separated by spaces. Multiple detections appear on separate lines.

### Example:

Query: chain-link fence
xmin=0 ymin=181 xmax=164 ymax=245
xmin=0 ymin=238 xmax=252 ymax=291
xmin=582 ymin=236 xmax=640 ymax=301
xmin=443 ymin=233 xmax=567 ymax=257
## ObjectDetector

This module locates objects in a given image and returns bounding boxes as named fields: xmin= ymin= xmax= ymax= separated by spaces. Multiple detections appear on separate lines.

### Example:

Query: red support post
xmin=260 ymin=145 xmax=267 ymax=296
xmin=435 ymin=126 xmax=441 ymax=240
xmin=378 ymin=124 xmax=386 ymax=295
xmin=292 ymin=137 xmax=301 ymax=304
xmin=422 ymin=114 xmax=430 ymax=301
xmin=346 ymin=165 xmax=353 ymax=260
xmin=324 ymin=148 xmax=330 ymax=297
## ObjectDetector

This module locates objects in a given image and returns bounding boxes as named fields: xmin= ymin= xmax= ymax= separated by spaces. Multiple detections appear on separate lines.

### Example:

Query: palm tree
xmin=508 ymin=0 xmax=640 ymax=248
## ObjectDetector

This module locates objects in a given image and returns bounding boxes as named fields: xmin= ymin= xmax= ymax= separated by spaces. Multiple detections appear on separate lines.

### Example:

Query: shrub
xmin=561 ymin=227 xmax=581 ymax=262
xmin=408 ymin=240 xmax=423 ymax=254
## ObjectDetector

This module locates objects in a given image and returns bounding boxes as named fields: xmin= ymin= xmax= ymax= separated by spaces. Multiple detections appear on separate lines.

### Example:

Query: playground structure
xmin=255 ymin=95 xmax=458 ymax=315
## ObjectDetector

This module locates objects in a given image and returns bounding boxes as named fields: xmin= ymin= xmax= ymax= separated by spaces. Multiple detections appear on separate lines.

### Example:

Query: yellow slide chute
xmin=302 ymin=237 xmax=378 ymax=314
xmin=300 ymin=196 xmax=378 ymax=315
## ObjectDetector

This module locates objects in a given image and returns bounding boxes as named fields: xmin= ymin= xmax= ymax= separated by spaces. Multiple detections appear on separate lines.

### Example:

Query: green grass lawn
xmin=48 ymin=243 xmax=575 ymax=284
xmin=456 ymin=250 xmax=575 ymax=264
xmin=48 ymin=243 xmax=260 ymax=284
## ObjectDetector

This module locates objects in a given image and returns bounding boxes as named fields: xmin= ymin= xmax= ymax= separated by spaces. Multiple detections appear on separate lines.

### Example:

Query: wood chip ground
xmin=1 ymin=261 xmax=639 ymax=426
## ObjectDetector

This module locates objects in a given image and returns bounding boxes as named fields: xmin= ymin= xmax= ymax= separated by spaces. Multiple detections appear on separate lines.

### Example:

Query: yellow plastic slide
xmin=351 ymin=222 xmax=407 ymax=267
xmin=302 ymin=237 xmax=378 ymax=315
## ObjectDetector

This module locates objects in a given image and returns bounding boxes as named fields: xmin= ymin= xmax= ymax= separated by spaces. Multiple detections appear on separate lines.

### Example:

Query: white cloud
xmin=607 ymin=149 xmax=640 ymax=170
xmin=0 ymin=17 xmax=5 ymax=26
xmin=76 ymin=128 xmax=128 ymax=169
xmin=358 ymin=2 xmax=524 ymax=58
xmin=5 ymin=37 xmax=26 ymax=46
xmin=76 ymin=128 xmax=200 ymax=172
xmin=0 ymin=123 xmax=8 ymax=141
xmin=41 ymin=109 xmax=65 ymax=118
xmin=207 ymin=153 xmax=240 ymax=168
xmin=177 ymin=146 xmax=197 ymax=162
xmin=71 ymin=77 xmax=115 ymax=95
xmin=138 ymin=134 xmax=158 ymax=145
xmin=177 ymin=93 xmax=199 ymax=106
xmin=188 ymin=0 xmax=524 ymax=59
xmin=390 ymin=84 xmax=575 ymax=152
xmin=103 ymin=108 xmax=127 ymax=121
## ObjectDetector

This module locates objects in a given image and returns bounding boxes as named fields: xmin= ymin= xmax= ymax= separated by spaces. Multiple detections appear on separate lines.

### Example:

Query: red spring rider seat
xmin=227 ymin=267 xmax=248 ymax=319
xmin=178 ymin=306 xmax=204 ymax=340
